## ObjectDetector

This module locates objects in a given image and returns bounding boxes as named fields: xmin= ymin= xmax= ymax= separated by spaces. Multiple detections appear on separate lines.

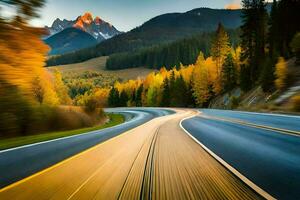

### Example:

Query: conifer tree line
xmin=107 ymin=66 xmax=198 ymax=108
xmin=104 ymin=0 xmax=300 ymax=108
xmin=240 ymin=0 xmax=300 ymax=92
xmin=106 ymin=43 xmax=240 ymax=108
xmin=106 ymin=30 xmax=240 ymax=70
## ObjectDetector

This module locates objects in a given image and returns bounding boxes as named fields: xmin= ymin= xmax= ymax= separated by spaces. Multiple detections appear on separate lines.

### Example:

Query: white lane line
xmin=201 ymin=109 xmax=300 ymax=119
xmin=179 ymin=114 xmax=276 ymax=200
xmin=0 ymin=111 xmax=145 ymax=154
xmin=0 ymin=112 xmax=172 ymax=193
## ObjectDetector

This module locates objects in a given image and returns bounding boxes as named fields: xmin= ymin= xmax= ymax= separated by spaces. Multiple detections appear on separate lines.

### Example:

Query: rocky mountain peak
xmin=94 ymin=16 xmax=103 ymax=25
xmin=45 ymin=12 xmax=121 ymax=42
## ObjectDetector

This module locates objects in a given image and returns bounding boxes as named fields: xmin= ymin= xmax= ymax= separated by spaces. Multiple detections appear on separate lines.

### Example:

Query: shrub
xmin=291 ymin=95 xmax=300 ymax=112
xmin=0 ymin=113 xmax=19 ymax=137
xmin=0 ymin=83 xmax=35 ymax=137
xmin=229 ymin=96 xmax=240 ymax=109
xmin=84 ymin=97 xmax=98 ymax=113
xmin=274 ymin=57 xmax=288 ymax=91
xmin=48 ymin=107 xmax=93 ymax=131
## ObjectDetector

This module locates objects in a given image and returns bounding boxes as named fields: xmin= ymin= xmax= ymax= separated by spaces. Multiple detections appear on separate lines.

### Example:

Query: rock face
xmin=45 ymin=12 xmax=121 ymax=42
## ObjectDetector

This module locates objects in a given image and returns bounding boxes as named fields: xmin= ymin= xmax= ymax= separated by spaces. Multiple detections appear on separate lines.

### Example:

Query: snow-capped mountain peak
xmin=45 ymin=12 xmax=121 ymax=42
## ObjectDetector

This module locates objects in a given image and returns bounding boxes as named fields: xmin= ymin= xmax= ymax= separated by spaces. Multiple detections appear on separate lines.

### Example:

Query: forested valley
xmin=0 ymin=0 xmax=299 ymax=139
xmin=82 ymin=0 xmax=300 ymax=110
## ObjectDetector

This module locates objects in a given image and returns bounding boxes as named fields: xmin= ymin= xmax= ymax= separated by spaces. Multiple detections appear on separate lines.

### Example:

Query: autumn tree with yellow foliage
xmin=105 ymin=52 xmax=218 ymax=108
xmin=210 ymin=23 xmax=231 ymax=95
xmin=274 ymin=57 xmax=288 ymax=91
xmin=192 ymin=53 xmax=210 ymax=106
xmin=0 ymin=0 xmax=99 ymax=137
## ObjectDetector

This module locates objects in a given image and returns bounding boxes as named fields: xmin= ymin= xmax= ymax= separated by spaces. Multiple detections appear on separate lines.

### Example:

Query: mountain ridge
xmin=45 ymin=12 xmax=121 ymax=42
xmin=47 ymin=7 xmax=243 ymax=66
xmin=45 ymin=27 xmax=98 ymax=55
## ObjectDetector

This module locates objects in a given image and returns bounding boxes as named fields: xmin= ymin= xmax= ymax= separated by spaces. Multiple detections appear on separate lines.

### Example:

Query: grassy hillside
xmin=48 ymin=56 xmax=155 ymax=108
xmin=48 ymin=56 xmax=155 ymax=80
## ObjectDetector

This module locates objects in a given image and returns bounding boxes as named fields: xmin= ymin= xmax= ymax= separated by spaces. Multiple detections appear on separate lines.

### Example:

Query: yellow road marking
xmin=0 ymin=115 xmax=166 ymax=193
xmin=0 ymin=110 xmax=265 ymax=200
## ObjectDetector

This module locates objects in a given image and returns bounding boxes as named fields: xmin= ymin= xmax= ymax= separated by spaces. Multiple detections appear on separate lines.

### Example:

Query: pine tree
xmin=173 ymin=75 xmax=187 ymax=107
xmin=186 ymin=78 xmax=196 ymax=107
xmin=108 ymin=87 xmax=114 ymax=107
xmin=160 ymin=77 xmax=170 ymax=107
xmin=275 ymin=0 xmax=300 ymax=57
xmin=169 ymin=70 xmax=176 ymax=106
xmin=119 ymin=90 xmax=129 ymax=107
xmin=261 ymin=0 xmax=278 ymax=92
xmin=240 ymin=0 xmax=267 ymax=91
xmin=222 ymin=53 xmax=237 ymax=92
xmin=240 ymin=64 xmax=252 ymax=91
xmin=260 ymin=57 xmax=275 ymax=92
xmin=211 ymin=23 xmax=231 ymax=79
xmin=268 ymin=0 xmax=279 ymax=59
xmin=135 ymin=84 xmax=143 ymax=107
xmin=108 ymin=87 xmax=120 ymax=107
xmin=290 ymin=33 xmax=300 ymax=64
xmin=131 ymin=89 xmax=136 ymax=105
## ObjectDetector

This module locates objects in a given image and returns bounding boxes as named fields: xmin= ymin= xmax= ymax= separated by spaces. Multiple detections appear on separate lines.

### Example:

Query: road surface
xmin=0 ymin=109 xmax=261 ymax=199
xmin=0 ymin=108 xmax=173 ymax=188
xmin=182 ymin=109 xmax=300 ymax=200
xmin=201 ymin=109 xmax=300 ymax=132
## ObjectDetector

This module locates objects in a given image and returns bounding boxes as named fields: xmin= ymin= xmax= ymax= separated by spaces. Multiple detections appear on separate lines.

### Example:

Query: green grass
xmin=0 ymin=113 xmax=125 ymax=151
xmin=49 ymin=56 xmax=155 ymax=81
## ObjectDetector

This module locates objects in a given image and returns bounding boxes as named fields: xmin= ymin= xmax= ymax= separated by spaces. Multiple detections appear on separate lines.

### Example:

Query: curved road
xmin=0 ymin=108 xmax=173 ymax=188
xmin=201 ymin=109 xmax=300 ymax=132
xmin=182 ymin=109 xmax=300 ymax=200
xmin=0 ymin=109 xmax=260 ymax=199
xmin=1 ymin=108 xmax=298 ymax=199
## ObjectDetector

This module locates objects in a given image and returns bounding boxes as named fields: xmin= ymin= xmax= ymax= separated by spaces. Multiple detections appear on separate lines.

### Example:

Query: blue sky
xmin=33 ymin=0 xmax=242 ymax=31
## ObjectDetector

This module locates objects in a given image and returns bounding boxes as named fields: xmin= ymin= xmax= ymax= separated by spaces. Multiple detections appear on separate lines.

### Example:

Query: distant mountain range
xmin=44 ymin=12 xmax=121 ymax=55
xmin=46 ymin=12 xmax=121 ymax=41
xmin=47 ymin=8 xmax=243 ymax=65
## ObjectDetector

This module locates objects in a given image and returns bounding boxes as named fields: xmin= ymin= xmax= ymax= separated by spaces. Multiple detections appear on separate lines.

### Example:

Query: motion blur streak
xmin=0 ymin=109 xmax=260 ymax=199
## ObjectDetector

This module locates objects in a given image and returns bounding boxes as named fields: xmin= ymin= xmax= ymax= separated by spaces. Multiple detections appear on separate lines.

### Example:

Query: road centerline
xmin=199 ymin=113 xmax=300 ymax=137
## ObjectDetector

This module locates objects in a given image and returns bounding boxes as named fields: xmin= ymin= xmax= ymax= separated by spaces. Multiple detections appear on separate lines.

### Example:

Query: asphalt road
xmin=201 ymin=109 xmax=300 ymax=132
xmin=1 ymin=108 xmax=298 ymax=200
xmin=182 ymin=109 xmax=300 ymax=200
xmin=0 ymin=108 xmax=173 ymax=188
xmin=0 ymin=109 xmax=260 ymax=200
